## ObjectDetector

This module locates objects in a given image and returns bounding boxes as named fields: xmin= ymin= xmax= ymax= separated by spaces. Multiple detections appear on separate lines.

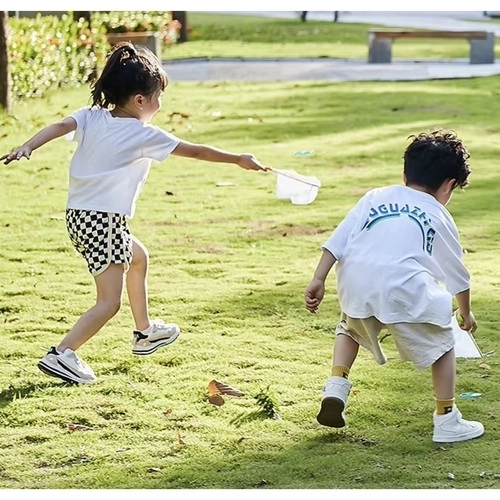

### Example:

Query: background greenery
xmin=7 ymin=12 xmax=500 ymax=101
xmin=8 ymin=13 xmax=108 ymax=100
xmin=164 ymin=12 xmax=500 ymax=61
xmin=1 ymin=11 xmax=499 ymax=491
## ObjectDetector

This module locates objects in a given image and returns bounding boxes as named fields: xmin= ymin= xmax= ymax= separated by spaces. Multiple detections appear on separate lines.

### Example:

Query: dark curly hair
xmin=90 ymin=42 xmax=168 ymax=108
xmin=403 ymin=130 xmax=471 ymax=192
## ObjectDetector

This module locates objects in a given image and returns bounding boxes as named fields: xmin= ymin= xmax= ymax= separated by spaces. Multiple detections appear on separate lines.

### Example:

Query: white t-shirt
xmin=67 ymin=107 xmax=180 ymax=217
xmin=323 ymin=185 xmax=470 ymax=326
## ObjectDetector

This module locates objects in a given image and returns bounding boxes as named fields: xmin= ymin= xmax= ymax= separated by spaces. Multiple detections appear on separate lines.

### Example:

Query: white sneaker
xmin=316 ymin=376 xmax=352 ymax=428
xmin=433 ymin=405 xmax=484 ymax=443
xmin=38 ymin=347 xmax=97 ymax=384
xmin=132 ymin=319 xmax=180 ymax=355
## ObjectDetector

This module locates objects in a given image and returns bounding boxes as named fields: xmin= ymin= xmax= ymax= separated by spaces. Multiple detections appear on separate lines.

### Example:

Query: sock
xmin=140 ymin=324 xmax=152 ymax=334
xmin=331 ymin=365 xmax=350 ymax=379
xmin=435 ymin=398 xmax=455 ymax=415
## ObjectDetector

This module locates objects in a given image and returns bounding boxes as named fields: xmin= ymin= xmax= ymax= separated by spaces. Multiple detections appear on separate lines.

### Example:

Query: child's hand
xmin=237 ymin=153 xmax=269 ymax=172
xmin=305 ymin=278 xmax=325 ymax=314
xmin=1 ymin=146 xmax=32 ymax=165
xmin=456 ymin=310 xmax=477 ymax=333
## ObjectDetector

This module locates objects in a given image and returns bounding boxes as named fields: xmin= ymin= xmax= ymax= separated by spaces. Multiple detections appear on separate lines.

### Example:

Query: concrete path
xmin=163 ymin=11 xmax=500 ymax=83
xmin=164 ymin=57 xmax=500 ymax=83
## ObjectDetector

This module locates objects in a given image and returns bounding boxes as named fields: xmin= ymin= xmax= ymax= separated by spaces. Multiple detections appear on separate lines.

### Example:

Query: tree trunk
xmin=172 ymin=11 xmax=188 ymax=43
xmin=0 ymin=10 xmax=11 ymax=113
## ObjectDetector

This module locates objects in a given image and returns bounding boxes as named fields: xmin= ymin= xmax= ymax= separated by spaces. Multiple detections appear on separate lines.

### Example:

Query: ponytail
xmin=90 ymin=42 xmax=168 ymax=108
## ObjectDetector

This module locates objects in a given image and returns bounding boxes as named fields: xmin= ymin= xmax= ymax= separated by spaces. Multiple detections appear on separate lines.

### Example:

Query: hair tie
xmin=120 ymin=50 xmax=131 ymax=63
xmin=119 ymin=45 xmax=137 ymax=63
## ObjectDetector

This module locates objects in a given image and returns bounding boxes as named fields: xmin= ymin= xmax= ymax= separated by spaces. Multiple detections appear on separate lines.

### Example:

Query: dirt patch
xmin=245 ymin=221 xmax=327 ymax=238
xmin=197 ymin=245 xmax=228 ymax=254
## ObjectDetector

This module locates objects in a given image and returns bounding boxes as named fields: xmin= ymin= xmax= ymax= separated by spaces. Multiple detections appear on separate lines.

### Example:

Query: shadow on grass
xmin=0 ymin=380 xmax=74 ymax=408
xmin=124 ymin=428 xmax=437 ymax=489
xmin=182 ymin=280 xmax=316 ymax=332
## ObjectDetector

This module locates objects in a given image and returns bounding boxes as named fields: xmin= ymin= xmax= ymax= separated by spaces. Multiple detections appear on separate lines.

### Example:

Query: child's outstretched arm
xmin=305 ymin=249 xmax=338 ymax=314
xmin=171 ymin=140 xmax=268 ymax=171
xmin=1 ymin=117 xmax=77 ymax=165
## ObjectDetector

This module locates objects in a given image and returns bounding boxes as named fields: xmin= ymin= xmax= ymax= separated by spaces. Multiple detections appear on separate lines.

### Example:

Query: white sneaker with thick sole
xmin=316 ymin=376 xmax=353 ymax=428
xmin=433 ymin=405 xmax=484 ymax=443
xmin=38 ymin=347 xmax=97 ymax=384
xmin=132 ymin=319 xmax=180 ymax=355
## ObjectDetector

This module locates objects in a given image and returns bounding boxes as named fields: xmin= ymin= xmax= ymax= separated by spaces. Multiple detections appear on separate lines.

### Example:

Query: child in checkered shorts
xmin=1 ymin=42 xmax=268 ymax=384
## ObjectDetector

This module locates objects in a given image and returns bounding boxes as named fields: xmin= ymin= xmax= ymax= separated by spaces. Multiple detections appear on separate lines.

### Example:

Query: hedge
xmin=7 ymin=13 xmax=109 ymax=100
xmin=6 ymin=11 xmax=180 ymax=102
xmin=92 ymin=11 xmax=180 ymax=45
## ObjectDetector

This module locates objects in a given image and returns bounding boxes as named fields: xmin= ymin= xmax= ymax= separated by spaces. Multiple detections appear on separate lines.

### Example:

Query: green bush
xmin=92 ymin=11 xmax=181 ymax=45
xmin=8 ymin=13 xmax=109 ymax=101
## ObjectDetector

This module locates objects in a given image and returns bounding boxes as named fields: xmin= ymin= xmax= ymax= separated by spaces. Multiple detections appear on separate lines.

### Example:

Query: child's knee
xmin=97 ymin=297 xmax=122 ymax=318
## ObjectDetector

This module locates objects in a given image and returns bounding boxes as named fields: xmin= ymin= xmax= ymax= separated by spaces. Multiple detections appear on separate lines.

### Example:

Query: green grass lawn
xmin=163 ymin=12 xmax=500 ymax=61
xmin=1 ymin=75 xmax=499 ymax=489
xmin=1 ymin=12 xmax=500 ymax=491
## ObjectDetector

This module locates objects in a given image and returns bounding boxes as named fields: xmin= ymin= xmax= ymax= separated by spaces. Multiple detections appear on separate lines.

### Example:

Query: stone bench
xmin=368 ymin=30 xmax=495 ymax=64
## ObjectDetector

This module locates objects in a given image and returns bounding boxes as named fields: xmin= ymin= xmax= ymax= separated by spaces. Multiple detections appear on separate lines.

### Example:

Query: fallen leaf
xmin=177 ymin=430 xmax=186 ymax=446
xmin=479 ymin=363 xmax=491 ymax=370
xmin=67 ymin=424 xmax=94 ymax=431
xmin=207 ymin=379 xmax=245 ymax=397
xmin=207 ymin=379 xmax=220 ymax=396
xmin=162 ymin=409 xmax=173 ymax=417
xmin=169 ymin=111 xmax=190 ymax=120
xmin=208 ymin=394 xmax=225 ymax=406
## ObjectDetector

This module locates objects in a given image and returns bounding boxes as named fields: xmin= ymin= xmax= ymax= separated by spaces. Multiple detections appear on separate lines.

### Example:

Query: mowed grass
xmin=1 ymin=74 xmax=500 ymax=488
xmin=164 ymin=12 xmax=500 ymax=61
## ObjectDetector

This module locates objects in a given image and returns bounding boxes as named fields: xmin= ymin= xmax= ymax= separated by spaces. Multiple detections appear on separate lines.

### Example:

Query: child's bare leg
xmin=127 ymin=236 xmax=179 ymax=354
xmin=57 ymin=264 xmax=125 ymax=352
xmin=333 ymin=333 xmax=359 ymax=369
xmin=317 ymin=333 xmax=358 ymax=427
xmin=126 ymin=236 xmax=150 ymax=331
xmin=431 ymin=348 xmax=455 ymax=400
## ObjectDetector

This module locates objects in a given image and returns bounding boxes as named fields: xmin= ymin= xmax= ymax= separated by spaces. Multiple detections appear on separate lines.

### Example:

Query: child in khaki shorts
xmin=305 ymin=130 xmax=483 ymax=443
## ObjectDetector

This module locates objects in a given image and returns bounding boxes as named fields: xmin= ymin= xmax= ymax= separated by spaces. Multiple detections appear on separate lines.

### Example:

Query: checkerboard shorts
xmin=66 ymin=209 xmax=133 ymax=276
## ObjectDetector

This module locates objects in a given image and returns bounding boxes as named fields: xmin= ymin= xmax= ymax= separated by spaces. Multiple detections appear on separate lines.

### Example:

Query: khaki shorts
xmin=336 ymin=312 xmax=455 ymax=369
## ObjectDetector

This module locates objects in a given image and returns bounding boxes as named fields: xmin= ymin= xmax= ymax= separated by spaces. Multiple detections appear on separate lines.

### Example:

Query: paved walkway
xmin=163 ymin=11 xmax=500 ymax=83
xmin=164 ymin=57 xmax=500 ymax=83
